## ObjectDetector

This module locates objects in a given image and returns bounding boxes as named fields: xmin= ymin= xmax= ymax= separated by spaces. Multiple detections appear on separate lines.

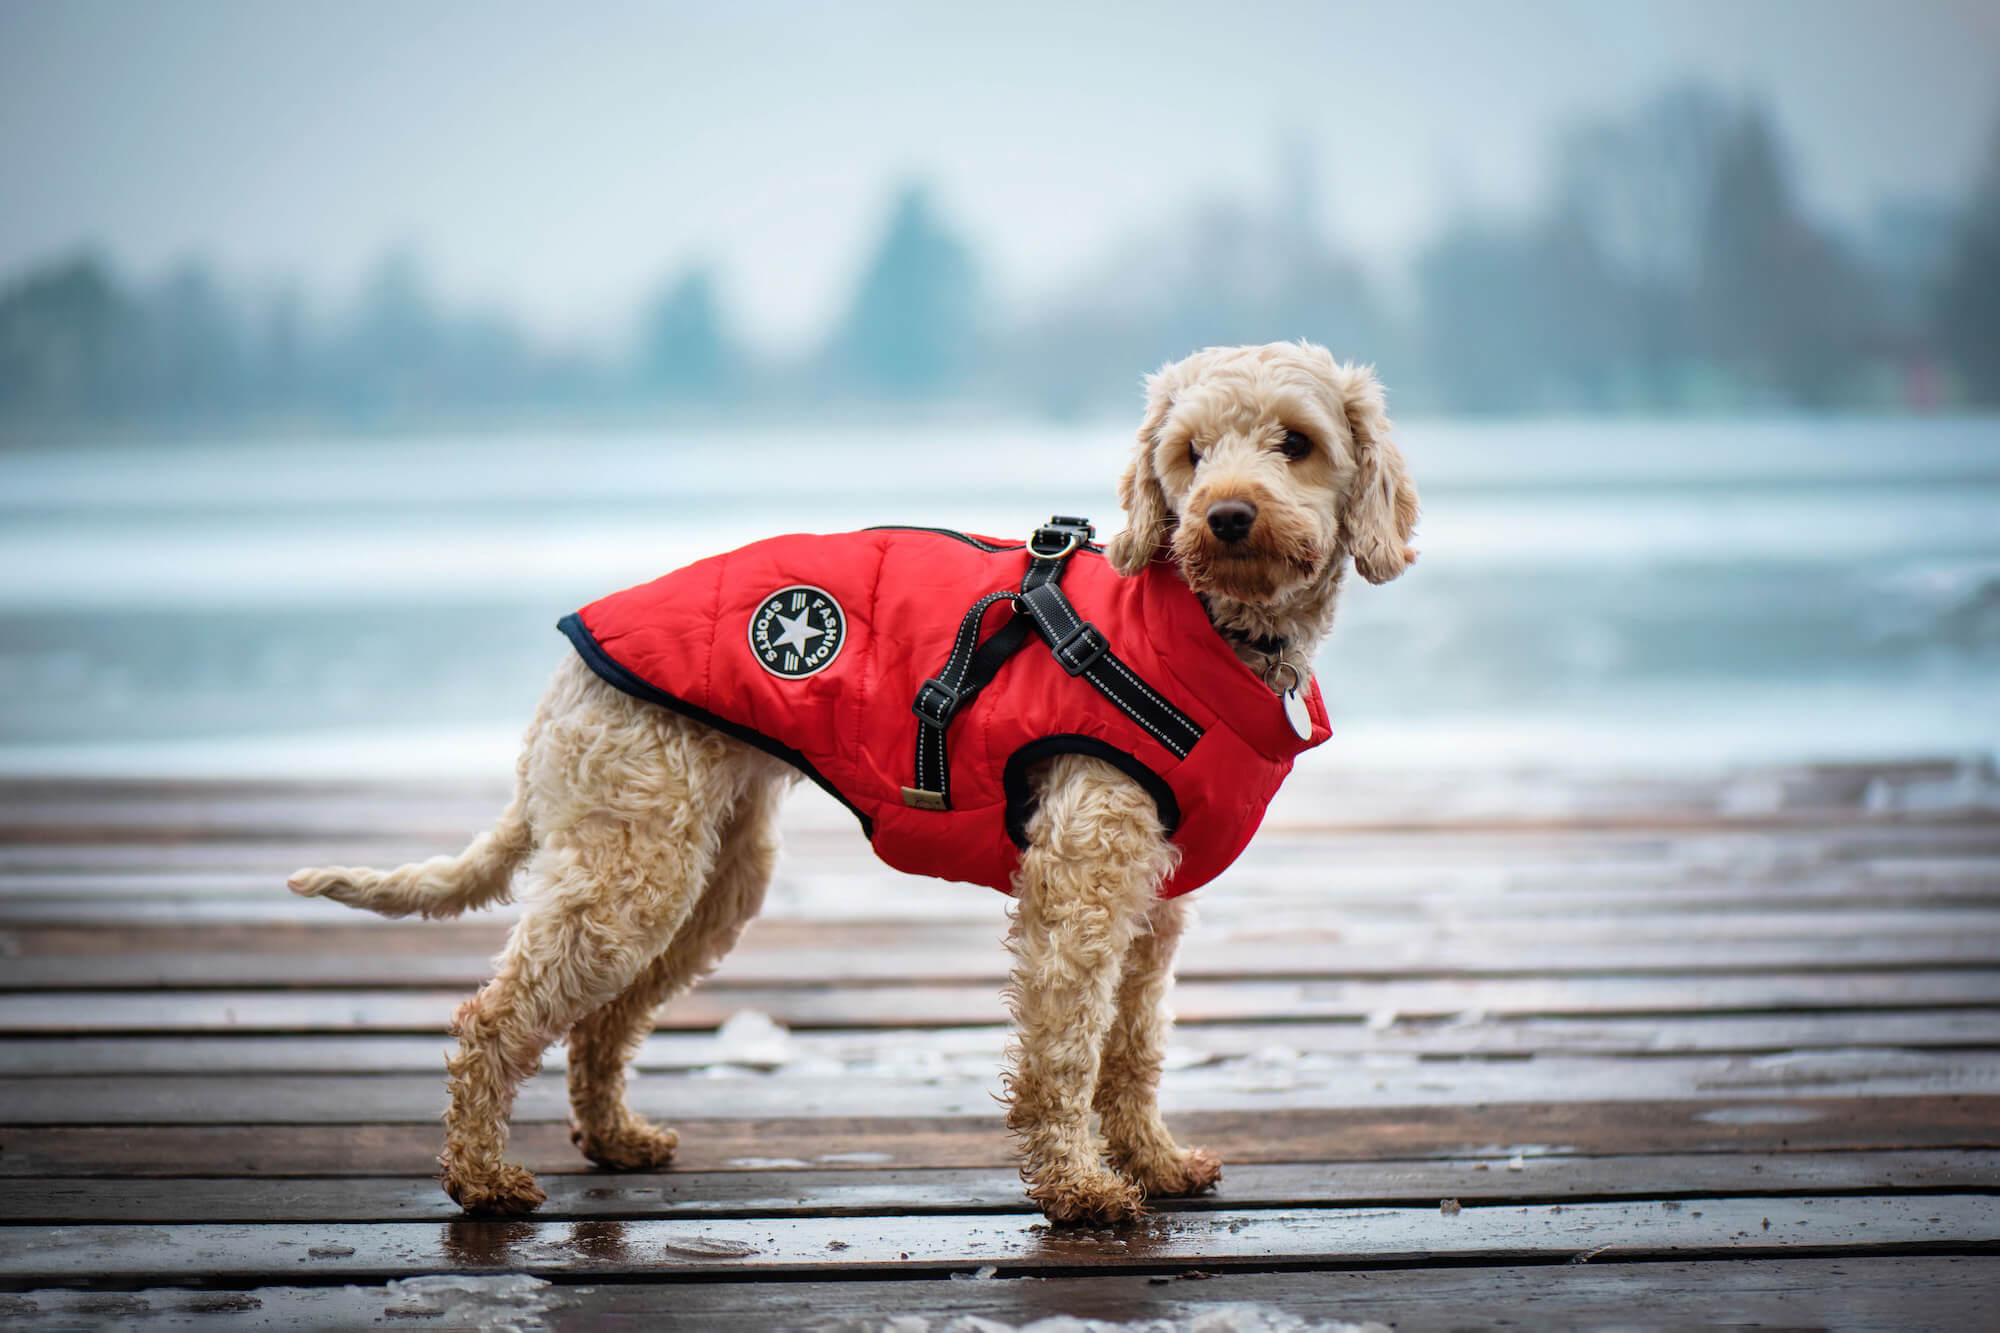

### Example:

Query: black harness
xmin=896 ymin=515 xmax=1205 ymax=811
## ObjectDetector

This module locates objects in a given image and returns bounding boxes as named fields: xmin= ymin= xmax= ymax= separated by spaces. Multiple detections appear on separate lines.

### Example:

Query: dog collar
xmin=1196 ymin=596 xmax=1289 ymax=662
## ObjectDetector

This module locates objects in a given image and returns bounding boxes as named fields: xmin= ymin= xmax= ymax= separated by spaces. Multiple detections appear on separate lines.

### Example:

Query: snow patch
xmin=817 ymin=1311 xmax=1392 ymax=1333
xmin=381 ymin=1274 xmax=557 ymax=1333
xmin=714 ymin=1009 xmax=795 ymax=1067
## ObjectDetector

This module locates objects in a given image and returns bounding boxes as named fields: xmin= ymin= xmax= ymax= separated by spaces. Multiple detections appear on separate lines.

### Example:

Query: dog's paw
xmin=570 ymin=1116 xmax=679 ymax=1170
xmin=1029 ymin=1173 xmax=1147 ymax=1226
xmin=443 ymin=1161 xmax=546 ymax=1215
xmin=1126 ymin=1146 xmax=1222 ymax=1198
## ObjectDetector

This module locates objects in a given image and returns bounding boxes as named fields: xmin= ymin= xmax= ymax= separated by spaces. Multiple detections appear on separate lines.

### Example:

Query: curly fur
xmin=288 ymin=340 xmax=1418 ymax=1224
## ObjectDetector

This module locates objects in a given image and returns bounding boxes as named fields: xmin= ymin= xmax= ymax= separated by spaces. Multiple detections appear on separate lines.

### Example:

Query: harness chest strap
xmin=902 ymin=516 xmax=1205 ymax=811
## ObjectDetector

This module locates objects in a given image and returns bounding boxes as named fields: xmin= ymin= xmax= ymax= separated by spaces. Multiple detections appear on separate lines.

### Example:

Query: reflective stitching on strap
xmin=1098 ymin=652 xmax=1188 ymax=742
xmin=1086 ymin=661 xmax=1186 ymax=754
xmin=947 ymin=591 xmax=1016 ymax=675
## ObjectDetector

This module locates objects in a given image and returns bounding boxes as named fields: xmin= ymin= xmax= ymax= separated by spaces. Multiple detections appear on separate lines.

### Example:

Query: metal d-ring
xmin=1264 ymin=659 xmax=1302 ymax=695
xmin=1029 ymin=532 xmax=1081 ymax=561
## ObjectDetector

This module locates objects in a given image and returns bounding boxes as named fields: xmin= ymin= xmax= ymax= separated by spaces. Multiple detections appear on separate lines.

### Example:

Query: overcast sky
xmin=4 ymin=0 xmax=1995 ymax=349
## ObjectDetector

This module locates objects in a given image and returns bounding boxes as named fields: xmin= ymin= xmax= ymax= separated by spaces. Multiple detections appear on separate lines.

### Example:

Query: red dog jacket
xmin=559 ymin=519 xmax=1330 ymax=896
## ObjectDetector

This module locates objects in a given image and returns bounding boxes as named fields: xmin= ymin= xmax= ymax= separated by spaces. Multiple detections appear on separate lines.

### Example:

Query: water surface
xmin=1 ymin=417 xmax=1994 ymax=775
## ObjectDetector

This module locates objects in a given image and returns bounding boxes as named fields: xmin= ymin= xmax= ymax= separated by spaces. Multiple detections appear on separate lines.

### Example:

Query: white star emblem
xmin=772 ymin=608 xmax=826 ymax=656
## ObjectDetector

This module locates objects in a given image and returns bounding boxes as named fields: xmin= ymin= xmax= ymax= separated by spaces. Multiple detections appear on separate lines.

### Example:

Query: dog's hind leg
xmin=565 ymin=771 xmax=788 ymax=1170
xmin=1093 ymin=894 xmax=1221 ymax=1198
xmin=1003 ymin=756 xmax=1175 ymax=1225
xmin=438 ymin=723 xmax=747 ymax=1214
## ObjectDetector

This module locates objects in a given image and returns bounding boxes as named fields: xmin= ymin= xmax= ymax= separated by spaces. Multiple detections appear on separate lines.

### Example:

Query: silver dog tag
xmin=1282 ymin=688 xmax=1313 ymax=739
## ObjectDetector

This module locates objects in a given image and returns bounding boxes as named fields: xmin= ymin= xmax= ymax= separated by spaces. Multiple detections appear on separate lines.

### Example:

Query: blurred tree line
xmin=3 ymin=87 xmax=1996 ymax=433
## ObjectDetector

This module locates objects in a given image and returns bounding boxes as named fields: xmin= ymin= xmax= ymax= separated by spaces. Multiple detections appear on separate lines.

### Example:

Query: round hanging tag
xmin=1283 ymin=688 xmax=1313 ymax=739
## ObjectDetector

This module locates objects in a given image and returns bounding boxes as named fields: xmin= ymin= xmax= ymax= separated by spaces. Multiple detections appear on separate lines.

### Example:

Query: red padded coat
xmin=559 ymin=525 xmax=1330 ymax=896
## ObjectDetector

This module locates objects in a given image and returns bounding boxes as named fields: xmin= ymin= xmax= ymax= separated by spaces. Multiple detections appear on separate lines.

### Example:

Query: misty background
xmin=4 ymin=0 xmax=1999 ymax=425
xmin=0 ymin=0 xmax=1996 ymax=779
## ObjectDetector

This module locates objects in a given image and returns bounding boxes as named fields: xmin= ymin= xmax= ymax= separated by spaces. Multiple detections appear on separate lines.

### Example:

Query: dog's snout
xmin=1205 ymin=499 xmax=1257 ymax=544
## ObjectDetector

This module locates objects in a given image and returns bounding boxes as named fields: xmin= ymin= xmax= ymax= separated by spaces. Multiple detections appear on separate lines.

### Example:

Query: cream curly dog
xmin=289 ymin=341 xmax=1418 ymax=1225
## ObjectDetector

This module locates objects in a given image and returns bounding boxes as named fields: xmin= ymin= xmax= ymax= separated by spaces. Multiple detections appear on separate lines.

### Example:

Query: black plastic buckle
xmin=1029 ymin=515 xmax=1094 ymax=558
xmin=1051 ymin=621 xmax=1108 ymax=676
xmin=912 ymin=677 xmax=962 ymax=729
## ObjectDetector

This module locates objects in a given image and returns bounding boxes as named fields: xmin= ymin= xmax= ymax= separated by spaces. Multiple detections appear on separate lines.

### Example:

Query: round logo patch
xmin=747 ymin=585 xmax=846 ymax=679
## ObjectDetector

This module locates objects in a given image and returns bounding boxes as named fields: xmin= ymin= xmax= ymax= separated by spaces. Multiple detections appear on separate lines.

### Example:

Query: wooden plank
xmin=4 ymin=815 xmax=1993 ymax=877
xmin=9 ymin=1008 xmax=1996 ymax=1077
xmin=6 ymin=816 xmax=1995 ymax=886
xmin=9 ymin=933 xmax=1996 ymax=990
xmin=2 ymin=1196 xmax=1993 ymax=1286
xmin=7 ymin=1098 xmax=1996 ymax=1176
xmin=5 ymin=851 xmax=1985 ymax=910
xmin=492 ymin=1257 xmax=2000 ymax=1333
xmin=4 ymin=1257 xmax=1992 ymax=1331
xmin=3 ymin=826 xmax=1993 ymax=934
xmin=0 ymin=765 xmax=1955 ymax=836
xmin=0 ymin=789 xmax=511 ymax=843
xmin=5 ymin=1049 xmax=1997 ymax=1125
xmin=7 ymin=791 xmax=1984 ymax=843
xmin=3 ymin=849 xmax=1994 ymax=927
xmin=7 ymin=869 xmax=1998 ymax=922
xmin=6 ymin=971 xmax=1996 ymax=1033
xmin=2 ymin=808 xmax=1993 ymax=882
xmin=0 ymin=839 xmax=515 ymax=874
xmin=8 ymin=900 xmax=2000 ymax=953
xmin=1 ymin=797 xmax=1988 ymax=865
xmin=5 ymin=1152 xmax=1994 ymax=1224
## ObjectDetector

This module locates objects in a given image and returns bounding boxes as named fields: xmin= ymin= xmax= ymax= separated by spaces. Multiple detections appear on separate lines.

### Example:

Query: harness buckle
xmin=912 ymin=677 xmax=962 ymax=729
xmin=1029 ymin=515 xmax=1095 ymax=559
xmin=1051 ymin=621 xmax=1108 ymax=676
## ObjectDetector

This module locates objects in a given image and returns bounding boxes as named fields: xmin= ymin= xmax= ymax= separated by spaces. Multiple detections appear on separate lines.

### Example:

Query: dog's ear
xmin=1334 ymin=362 xmax=1419 ymax=585
xmin=1106 ymin=366 xmax=1177 ymax=576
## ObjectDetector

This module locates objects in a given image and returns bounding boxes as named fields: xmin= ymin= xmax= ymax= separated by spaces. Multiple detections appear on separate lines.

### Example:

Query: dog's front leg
xmin=1094 ymin=894 xmax=1221 ymax=1198
xmin=1003 ymin=757 xmax=1173 ymax=1224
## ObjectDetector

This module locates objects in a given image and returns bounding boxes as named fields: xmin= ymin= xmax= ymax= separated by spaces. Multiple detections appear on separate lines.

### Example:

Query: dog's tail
xmin=287 ymin=785 xmax=533 ymax=920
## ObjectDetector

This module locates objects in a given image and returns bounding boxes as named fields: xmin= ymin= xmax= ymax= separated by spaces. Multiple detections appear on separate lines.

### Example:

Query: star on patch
xmin=747 ymin=586 xmax=847 ymax=679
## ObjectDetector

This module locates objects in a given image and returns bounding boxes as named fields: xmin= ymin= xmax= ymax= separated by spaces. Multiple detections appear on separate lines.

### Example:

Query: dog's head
xmin=1106 ymin=342 xmax=1418 ymax=604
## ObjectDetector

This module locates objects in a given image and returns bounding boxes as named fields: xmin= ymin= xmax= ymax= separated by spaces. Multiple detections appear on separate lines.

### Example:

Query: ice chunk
xmin=715 ymin=1008 xmax=793 ymax=1067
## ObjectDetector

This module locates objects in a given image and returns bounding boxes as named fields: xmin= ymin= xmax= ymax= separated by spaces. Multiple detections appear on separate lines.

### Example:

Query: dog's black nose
xmin=1206 ymin=499 xmax=1257 ymax=544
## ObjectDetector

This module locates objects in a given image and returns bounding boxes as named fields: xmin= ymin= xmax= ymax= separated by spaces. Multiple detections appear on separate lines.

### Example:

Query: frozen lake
xmin=1 ymin=415 xmax=1996 ymax=776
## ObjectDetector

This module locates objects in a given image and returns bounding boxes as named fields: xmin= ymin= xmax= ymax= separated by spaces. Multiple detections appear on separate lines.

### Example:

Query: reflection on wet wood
xmin=6 ymin=1152 xmax=1995 ymax=1224
xmin=7 ymin=1257 xmax=1993 ymax=1331
xmin=8 ymin=1097 xmax=1998 ymax=1177
xmin=8 ymin=1195 xmax=2000 ymax=1287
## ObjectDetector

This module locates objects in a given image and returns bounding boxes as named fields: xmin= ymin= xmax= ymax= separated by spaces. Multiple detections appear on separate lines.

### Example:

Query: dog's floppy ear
xmin=1334 ymin=362 xmax=1419 ymax=585
xmin=1106 ymin=366 xmax=1177 ymax=575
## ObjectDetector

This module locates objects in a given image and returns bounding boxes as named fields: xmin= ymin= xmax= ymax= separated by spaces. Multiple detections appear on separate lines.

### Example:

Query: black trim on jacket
xmin=1001 ymin=734 xmax=1183 ymax=850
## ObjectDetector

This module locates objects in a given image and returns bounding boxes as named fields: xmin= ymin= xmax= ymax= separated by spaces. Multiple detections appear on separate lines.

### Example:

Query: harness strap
xmin=903 ymin=516 xmax=1204 ymax=811
xmin=910 ymin=589 xmax=1021 ymax=804
xmin=1014 ymin=580 xmax=1203 ymax=760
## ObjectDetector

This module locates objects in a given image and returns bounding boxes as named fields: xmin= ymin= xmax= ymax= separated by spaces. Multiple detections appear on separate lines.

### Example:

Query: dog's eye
xmin=1279 ymin=429 xmax=1313 ymax=461
xmin=1187 ymin=443 xmax=1202 ymax=468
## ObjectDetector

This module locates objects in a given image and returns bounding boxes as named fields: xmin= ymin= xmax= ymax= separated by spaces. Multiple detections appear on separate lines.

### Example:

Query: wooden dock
xmin=2 ymin=760 xmax=1996 ymax=1328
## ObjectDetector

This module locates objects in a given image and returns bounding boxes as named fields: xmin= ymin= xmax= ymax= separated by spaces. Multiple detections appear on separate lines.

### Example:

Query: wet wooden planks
xmin=8 ymin=1196 xmax=1997 ymax=1286
xmin=1 ymin=760 xmax=1997 ymax=1330
xmin=0 ymin=1258 xmax=1993 ymax=1332
xmin=7 ymin=1152 xmax=1998 ymax=1224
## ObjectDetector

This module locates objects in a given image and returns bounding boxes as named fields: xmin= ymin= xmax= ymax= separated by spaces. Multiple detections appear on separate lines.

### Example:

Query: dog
xmin=289 ymin=341 xmax=1418 ymax=1224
